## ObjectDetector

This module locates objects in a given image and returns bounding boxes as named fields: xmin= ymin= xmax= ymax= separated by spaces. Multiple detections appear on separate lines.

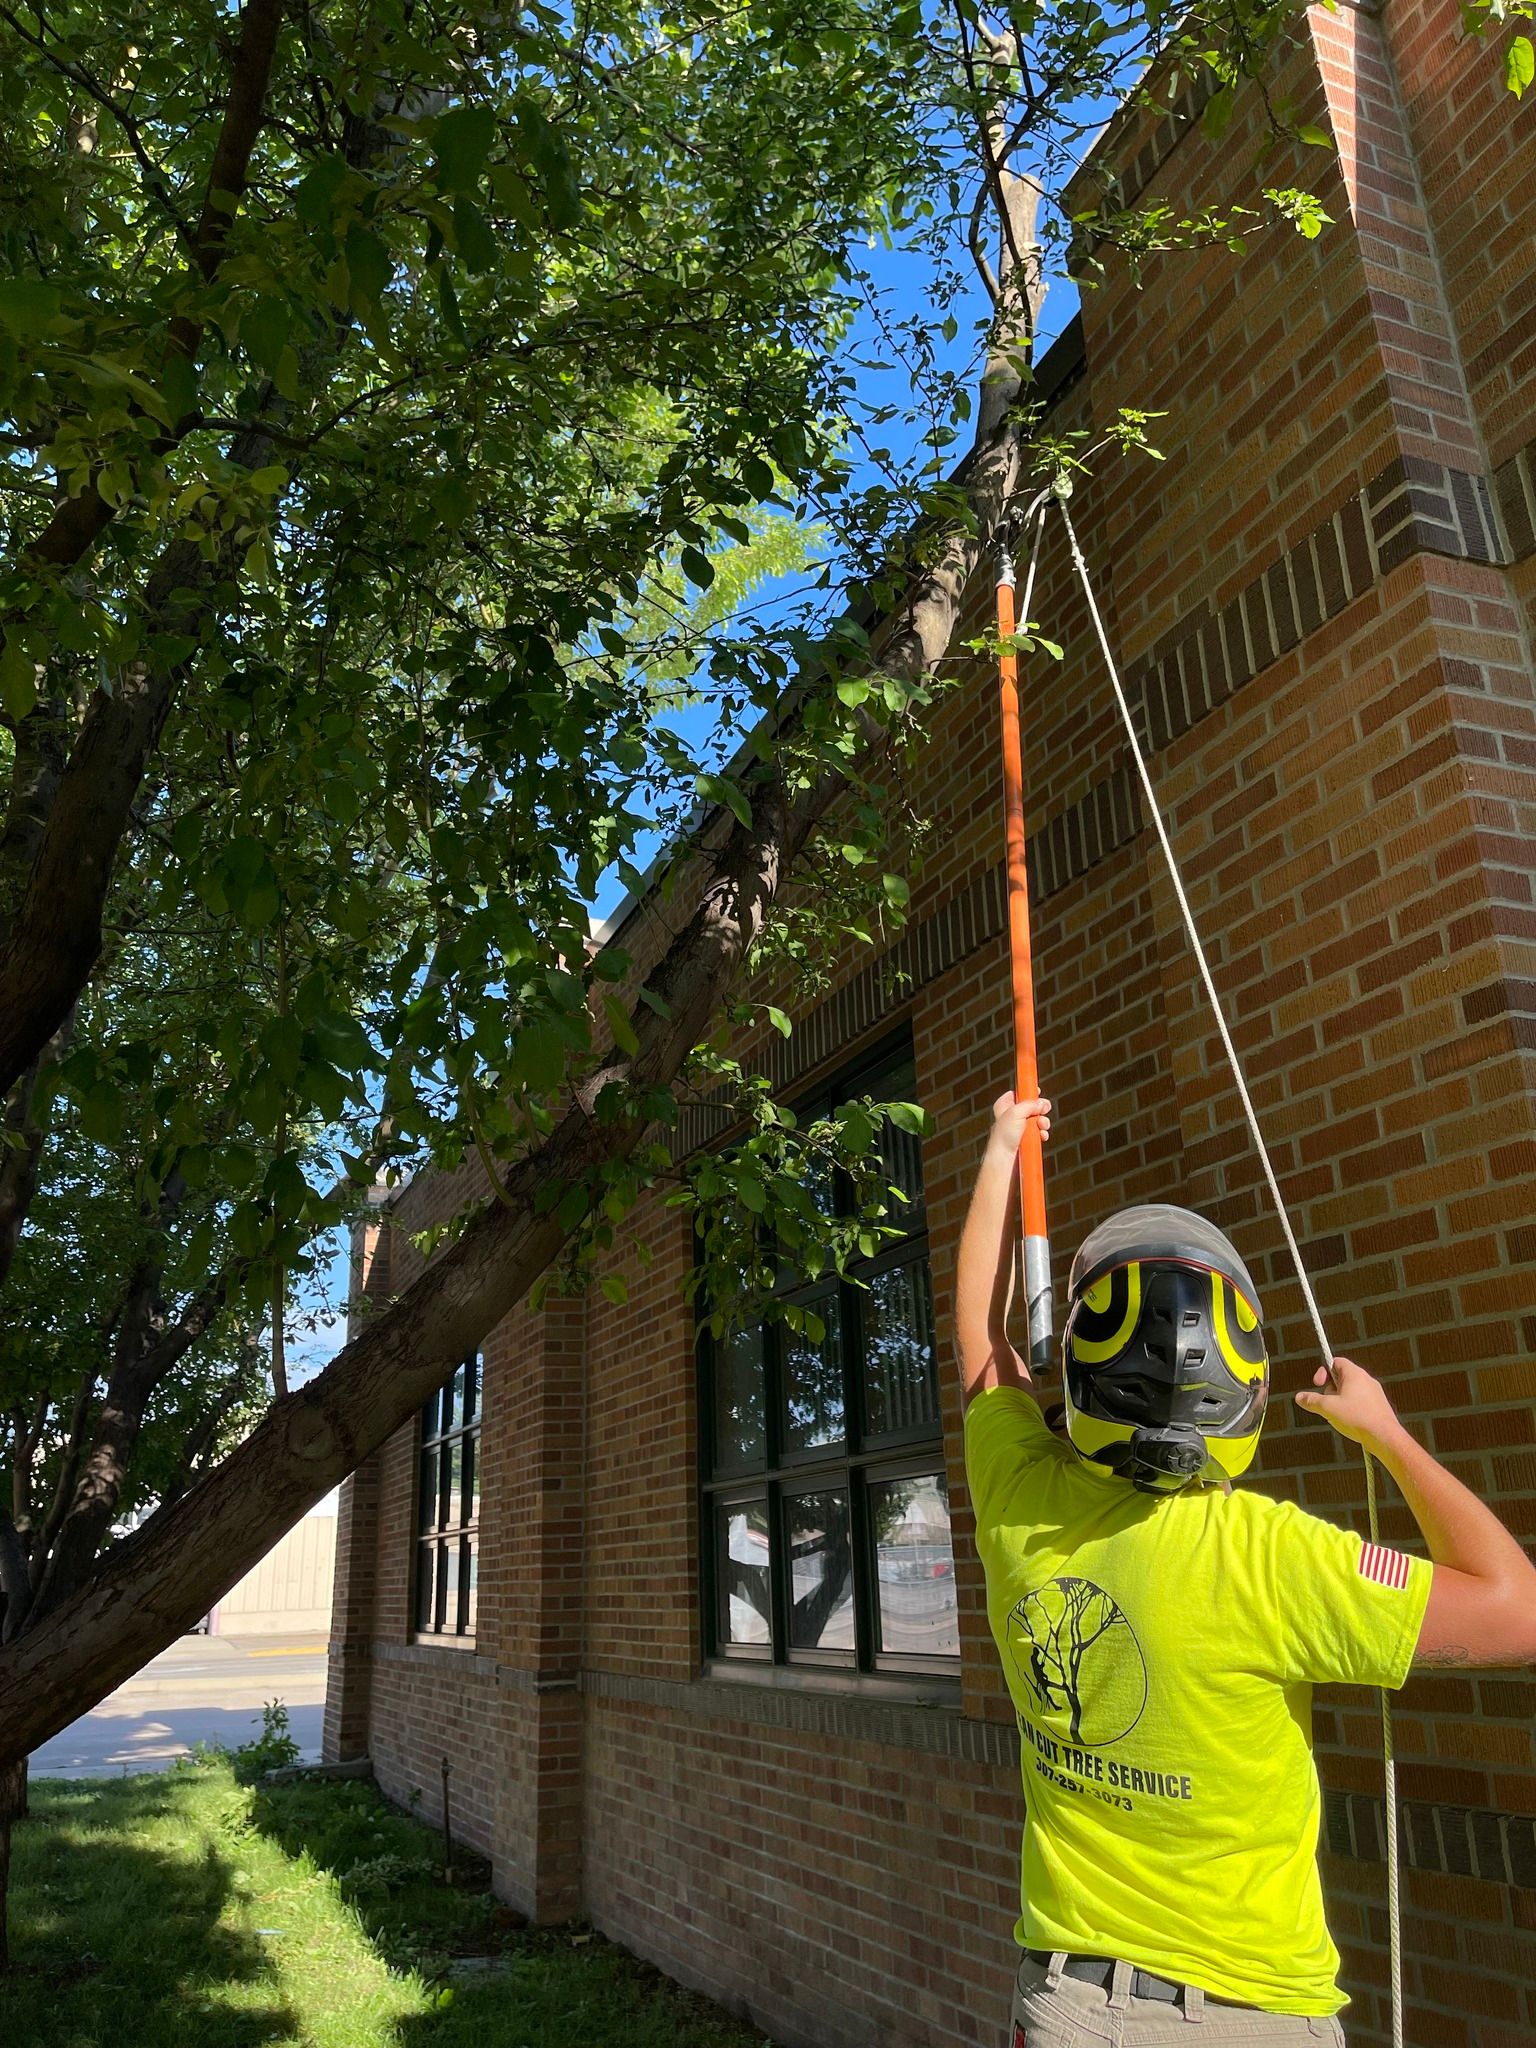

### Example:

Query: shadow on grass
xmin=251 ymin=1774 xmax=775 ymax=2048
xmin=2 ymin=1775 xmax=297 ymax=2048
xmin=250 ymin=1771 xmax=506 ymax=1977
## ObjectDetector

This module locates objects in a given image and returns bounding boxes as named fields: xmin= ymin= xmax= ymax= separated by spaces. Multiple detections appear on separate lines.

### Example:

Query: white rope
xmin=1053 ymin=495 xmax=1404 ymax=2048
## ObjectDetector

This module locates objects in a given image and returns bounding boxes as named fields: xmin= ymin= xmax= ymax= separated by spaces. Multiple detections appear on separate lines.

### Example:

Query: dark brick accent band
xmin=1128 ymin=454 xmax=1504 ymax=758
xmin=1324 ymin=1787 xmax=1536 ymax=1892
xmin=675 ymin=435 xmax=1524 ymax=1157
xmin=1494 ymin=433 xmax=1536 ymax=563
xmin=582 ymin=1666 xmax=1018 ymax=1770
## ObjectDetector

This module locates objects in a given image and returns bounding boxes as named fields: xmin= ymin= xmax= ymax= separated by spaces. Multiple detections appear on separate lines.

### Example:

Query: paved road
xmin=32 ymin=1631 xmax=328 ymax=1778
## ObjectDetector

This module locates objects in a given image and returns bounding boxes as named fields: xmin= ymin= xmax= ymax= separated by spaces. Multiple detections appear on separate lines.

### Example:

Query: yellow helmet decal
xmin=1204 ymin=1423 xmax=1263 ymax=1479
xmin=1070 ymin=1261 xmax=1142 ymax=1364
xmin=1211 ymin=1272 xmax=1267 ymax=1380
xmin=1061 ymin=1378 xmax=1136 ymax=1458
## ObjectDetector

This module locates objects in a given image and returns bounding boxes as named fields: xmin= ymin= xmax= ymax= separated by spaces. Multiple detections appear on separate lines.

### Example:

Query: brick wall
xmin=329 ymin=14 xmax=1536 ymax=2047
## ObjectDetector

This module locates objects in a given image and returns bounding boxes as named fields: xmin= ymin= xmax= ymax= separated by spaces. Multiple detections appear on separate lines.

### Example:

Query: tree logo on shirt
xmin=1007 ymin=1577 xmax=1147 ymax=1747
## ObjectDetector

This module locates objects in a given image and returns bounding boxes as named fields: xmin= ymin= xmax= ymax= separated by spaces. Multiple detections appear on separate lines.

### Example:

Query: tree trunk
xmin=0 ymin=1757 xmax=27 ymax=1973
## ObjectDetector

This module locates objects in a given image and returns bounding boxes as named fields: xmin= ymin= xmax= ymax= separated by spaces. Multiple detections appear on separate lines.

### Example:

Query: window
xmin=699 ymin=1038 xmax=959 ymax=1680
xmin=415 ymin=1354 xmax=481 ymax=1638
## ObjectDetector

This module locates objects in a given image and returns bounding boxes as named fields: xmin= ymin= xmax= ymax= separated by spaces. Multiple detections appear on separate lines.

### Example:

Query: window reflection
xmin=461 ymin=1536 xmax=478 ymax=1634
xmin=871 ymin=1473 xmax=958 ymax=1657
xmin=864 ymin=1260 xmax=938 ymax=1436
xmin=784 ymin=1294 xmax=844 ymax=1452
xmin=415 ymin=1542 xmax=435 ymax=1631
xmin=717 ymin=1502 xmax=770 ymax=1645
xmin=714 ymin=1324 xmax=766 ymax=1472
xmin=699 ymin=1038 xmax=953 ymax=1677
xmin=784 ymin=1489 xmax=855 ymax=1653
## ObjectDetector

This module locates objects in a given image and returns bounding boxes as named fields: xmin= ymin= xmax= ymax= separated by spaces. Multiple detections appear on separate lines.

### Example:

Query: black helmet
xmin=1062 ymin=1205 xmax=1268 ymax=1494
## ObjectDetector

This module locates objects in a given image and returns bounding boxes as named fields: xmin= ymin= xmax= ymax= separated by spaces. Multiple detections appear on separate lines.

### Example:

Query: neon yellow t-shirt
xmin=964 ymin=1386 xmax=1431 ymax=2015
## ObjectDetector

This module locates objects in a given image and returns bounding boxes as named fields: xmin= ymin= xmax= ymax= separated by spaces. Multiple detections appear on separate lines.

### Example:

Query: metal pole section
xmin=995 ymin=537 xmax=1053 ymax=1370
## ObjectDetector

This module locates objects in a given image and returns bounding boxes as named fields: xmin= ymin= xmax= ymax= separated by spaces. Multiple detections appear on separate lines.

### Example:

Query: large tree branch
xmin=0 ymin=1010 xmax=73 ymax=1290
xmin=28 ymin=1365 xmax=96 ymax=1593
xmin=0 ymin=126 xmax=1044 ymax=1744
xmin=0 ymin=402 xmax=290 ymax=1097
xmin=0 ymin=1508 xmax=32 ymax=1645
xmin=0 ymin=360 xmax=1030 ymax=1750
xmin=33 ymin=1165 xmax=201 ymax=1611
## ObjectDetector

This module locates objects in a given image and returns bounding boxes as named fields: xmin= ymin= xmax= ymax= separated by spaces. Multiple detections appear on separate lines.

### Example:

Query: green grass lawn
xmin=1 ymin=1759 xmax=772 ymax=2048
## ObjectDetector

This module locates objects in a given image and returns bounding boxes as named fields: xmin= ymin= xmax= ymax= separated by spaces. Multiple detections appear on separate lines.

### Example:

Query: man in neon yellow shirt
xmin=958 ymin=1092 xmax=1536 ymax=2044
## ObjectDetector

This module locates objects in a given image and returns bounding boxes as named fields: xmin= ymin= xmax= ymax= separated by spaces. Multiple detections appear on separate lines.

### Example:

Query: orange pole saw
xmin=995 ymin=528 xmax=1053 ymax=1370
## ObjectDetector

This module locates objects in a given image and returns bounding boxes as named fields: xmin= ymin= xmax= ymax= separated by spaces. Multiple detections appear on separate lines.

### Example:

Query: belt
xmin=1023 ymin=1951 xmax=1240 ymax=2008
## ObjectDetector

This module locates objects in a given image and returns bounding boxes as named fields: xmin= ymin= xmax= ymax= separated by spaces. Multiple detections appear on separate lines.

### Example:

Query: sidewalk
xmin=32 ymin=1630 xmax=329 ymax=1776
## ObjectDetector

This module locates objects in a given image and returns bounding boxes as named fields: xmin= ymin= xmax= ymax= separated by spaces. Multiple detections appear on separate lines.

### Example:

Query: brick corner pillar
xmin=1305 ymin=0 xmax=1499 ymax=528
xmin=322 ymin=1195 xmax=393 ymax=1762
xmin=323 ymin=1459 xmax=381 ymax=1761
xmin=483 ymin=1289 xmax=589 ymax=1924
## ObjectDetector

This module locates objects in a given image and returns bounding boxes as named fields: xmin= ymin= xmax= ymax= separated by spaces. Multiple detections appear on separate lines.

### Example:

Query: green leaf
xmin=508 ymin=1017 xmax=566 ymax=1095
xmin=765 ymin=1005 xmax=792 ymax=1038
xmin=679 ymin=545 xmax=715 ymax=590
xmin=515 ymin=101 xmax=582 ymax=229
xmin=835 ymin=1102 xmax=874 ymax=1152
xmin=309 ymin=1009 xmax=373 ymax=1072
xmin=885 ymin=1101 xmax=931 ymax=1137
xmin=162 ymin=352 xmax=199 ymax=423
xmin=452 ymin=199 xmax=498 ymax=275
xmin=295 ymin=157 xmax=348 ymax=230
xmin=695 ymin=772 xmax=752 ymax=829
xmin=600 ymin=1272 xmax=629 ymax=1306
xmin=345 ymin=223 xmax=392 ymax=317
xmin=434 ymin=104 xmax=498 ymax=194
xmin=241 ymin=297 xmax=290 ymax=376
xmin=1507 ymin=34 xmax=1534 ymax=95
xmin=0 ymin=281 xmax=61 ymax=337
xmin=436 ymin=265 xmax=467 ymax=344
xmin=216 ymin=836 xmax=281 ymax=929
xmin=0 ymin=638 xmax=36 ymax=720
xmin=602 ymin=991 xmax=639 ymax=1057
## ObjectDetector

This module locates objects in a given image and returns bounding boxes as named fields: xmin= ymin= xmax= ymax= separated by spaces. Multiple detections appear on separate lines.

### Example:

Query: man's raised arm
xmin=955 ymin=1091 xmax=1051 ymax=1408
xmin=1298 ymin=1357 xmax=1536 ymax=1668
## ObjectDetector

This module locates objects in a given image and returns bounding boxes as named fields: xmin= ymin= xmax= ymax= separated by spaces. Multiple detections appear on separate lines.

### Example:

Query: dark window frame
xmin=412 ymin=1353 xmax=482 ymax=1640
xmin=697 ymin=1031 xmax=959 ymax=1687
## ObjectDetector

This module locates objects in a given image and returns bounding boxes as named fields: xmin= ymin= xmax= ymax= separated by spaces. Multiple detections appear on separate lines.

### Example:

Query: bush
xmin=230 ymin=1698 xmax=302 ymax=1784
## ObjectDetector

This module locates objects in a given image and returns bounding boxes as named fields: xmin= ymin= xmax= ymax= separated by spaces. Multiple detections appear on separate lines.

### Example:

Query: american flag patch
xmin=1358 ymin=1541 xmax=1411 ymax=1590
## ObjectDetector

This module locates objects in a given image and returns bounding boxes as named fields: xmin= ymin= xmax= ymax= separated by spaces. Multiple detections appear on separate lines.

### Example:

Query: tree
xmin=4 ymin=0 xmax=1519 ymax=1960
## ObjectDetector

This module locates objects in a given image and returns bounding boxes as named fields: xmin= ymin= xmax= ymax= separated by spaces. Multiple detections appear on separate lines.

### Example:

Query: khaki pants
xmin=1012 ymin=1952 xmax=1347 ymax=2047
